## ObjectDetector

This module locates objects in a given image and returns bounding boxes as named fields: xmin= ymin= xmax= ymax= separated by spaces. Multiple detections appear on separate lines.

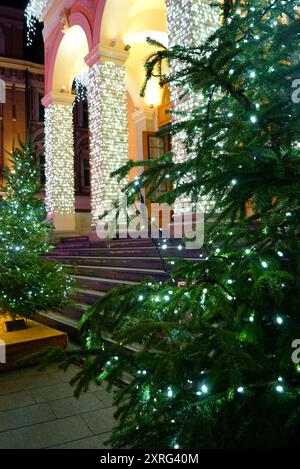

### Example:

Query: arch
xmin=98 ymin=0 xmax=167 ymax=107
xmin=92 ymin=0 xmax=106 ymax=47
xmin=69 ymin=12 xmax=93 ymax=51
xmin=52 ymin=24 xmax=89 ymax=94
xmin=46 ymin=12 xmax=92 ymax=94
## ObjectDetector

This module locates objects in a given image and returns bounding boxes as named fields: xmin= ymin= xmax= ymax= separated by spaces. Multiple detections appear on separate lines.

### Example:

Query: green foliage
xmin=47 ymin=0 xmax=300 ymax=448
xmin=0 ymin=142 xmax=73 ymax=319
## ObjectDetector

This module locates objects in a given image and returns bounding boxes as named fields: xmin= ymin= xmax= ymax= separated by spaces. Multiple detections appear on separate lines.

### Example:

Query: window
xmin=38 ymin=94 xmax=44 ymax=122
xmin=38 ymin=154 xmax=46 ymax=186
xmin=142 ymin=132 xmax=172 ymax=227
xmin=143 ymin=132 xmax=171 ymax=202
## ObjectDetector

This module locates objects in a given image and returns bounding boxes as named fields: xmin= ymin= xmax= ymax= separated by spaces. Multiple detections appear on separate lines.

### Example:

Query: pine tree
xmin=40 ymin=0 xmax=300 ymax=448
xmin=0 ymin=142 xmax=73 ymax=320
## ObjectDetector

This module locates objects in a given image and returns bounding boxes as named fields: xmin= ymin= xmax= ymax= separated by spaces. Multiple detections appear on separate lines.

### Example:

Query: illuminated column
xmin=85 ymin=46 xmax=129 ymax=225
xmin=43 ymin=92 xmax=76 ymax=232
xmin=166 ymin=0 xmax=220 ymax=213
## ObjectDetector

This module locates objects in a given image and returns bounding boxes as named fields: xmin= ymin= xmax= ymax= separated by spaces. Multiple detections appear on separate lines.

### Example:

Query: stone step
xmin=73 ymin=275 xmax=139 ymax=292
xmin=56 ymin=302 xmax=88 ymax=322
xmin=49 ymin=246 xmax=203 ymax=259
xmin=56 ymin=242 xmax=91 ymax=249
xmin=87 ymin=239 xmax=156 ymax=249
xmin=36 ymin=310 xmax=143 ymax=357
xmin=71 ymin=288 xmax=105 ymax=305
xmin=65 ymin=264 xmax=168 ymax=283
xmin=44 ymin=236 xmax=204 ymax=336
xmin=35 ymin=310 xmax=79 ymax=340
xmin=48 ymin=247 xmax=160 ymax=258
xmin=50 ymin=255 xmax=165 ymax=270
xmin=61 ymin=236 xmax=90 ymax=244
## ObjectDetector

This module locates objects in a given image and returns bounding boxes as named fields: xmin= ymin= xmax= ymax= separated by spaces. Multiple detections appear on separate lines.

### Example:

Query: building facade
xmin=0 ymin=5 xmax=44 ymax=183
xmin=25 ymin=0 xmax=219 ymax=234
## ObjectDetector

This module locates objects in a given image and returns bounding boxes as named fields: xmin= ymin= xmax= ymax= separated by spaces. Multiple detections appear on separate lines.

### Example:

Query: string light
xmin=166 ymin=0 xmax=219 ymax=214
xmin=87 ymin=61 xmax=128 ymax=224
xmin=44 ymin=104 xmax=75 ymax=215
xmin=25 ymin=0 xmax=47 ymax=45
xmin=201 ymin=384 xmax=208 ymax=394
xmin=74 ymin=70 xmax=89 ymax=102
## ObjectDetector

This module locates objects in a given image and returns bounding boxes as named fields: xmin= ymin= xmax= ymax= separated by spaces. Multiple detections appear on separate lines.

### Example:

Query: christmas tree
xmin=41 ymin=0 xmax=300 ymax=448
xmin=0 ymin=142 xmax=73 ymax=321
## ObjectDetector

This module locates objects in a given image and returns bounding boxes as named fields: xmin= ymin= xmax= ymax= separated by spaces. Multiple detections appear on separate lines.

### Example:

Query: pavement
xmin=0 ymin=363 xmax=116 ymax=449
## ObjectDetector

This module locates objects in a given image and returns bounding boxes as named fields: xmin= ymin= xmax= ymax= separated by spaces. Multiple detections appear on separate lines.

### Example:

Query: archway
xmin=43 ymin=23 xmax=90 ymax=232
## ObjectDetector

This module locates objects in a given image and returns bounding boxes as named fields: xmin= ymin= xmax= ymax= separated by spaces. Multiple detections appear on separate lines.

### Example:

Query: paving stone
xmin=49 ymin=433 xmax=111 ymax=449
xmin=94 ymin=388 xmax=115 ymax=408
xmin=31 ymin=382 xmax=77 ymax=403
xmin=0 ymin=368 xmax=23 ymax=383
xmin=81 ymin=407 xmax=116 ymax=435
xmin=50 ymin=393 xmax=105 ymax=419
xmin=0 ymin=364 xmax=115 ymax=448
xmin=0 ymin=415 xmax=92 ymax=449
xmin=0 ymin=390 xmax=35 ymax=412
xmin=0 ymin=404 xmax=55 ymax=432
xmin=47 ymin=366 xmax=79 ymax=385
xmin=0 ymin=373 xmax=51 ymax=396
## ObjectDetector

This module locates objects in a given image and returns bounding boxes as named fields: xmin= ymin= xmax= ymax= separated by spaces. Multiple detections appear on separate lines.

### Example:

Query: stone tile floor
xmin=0 ymin=363 xmax=116 ymax=449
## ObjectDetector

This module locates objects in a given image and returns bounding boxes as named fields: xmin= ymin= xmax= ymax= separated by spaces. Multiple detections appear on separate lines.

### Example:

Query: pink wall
xmin=44 ymin=0 xmax=106 ymax=94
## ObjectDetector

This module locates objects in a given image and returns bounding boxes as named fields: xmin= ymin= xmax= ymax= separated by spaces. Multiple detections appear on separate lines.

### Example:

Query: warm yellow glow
xmin=145 ymin=77 xmax=162 ymax=107
xmin=101 ymin=0 xmax=167 ymax=104
xmin=123 ymin=31 xmax=168 ymax=47
xmin=53 ymin=25 xmax=89 ymax=93
xmin=128 ymin=0 xmax=166 ymax=19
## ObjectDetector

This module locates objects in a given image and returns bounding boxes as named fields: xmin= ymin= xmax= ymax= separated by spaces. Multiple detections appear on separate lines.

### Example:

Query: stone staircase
xmin=38 ymin=236 xmax=202 ymax=339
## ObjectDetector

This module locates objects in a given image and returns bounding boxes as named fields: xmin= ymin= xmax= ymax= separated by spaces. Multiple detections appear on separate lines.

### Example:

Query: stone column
xmin=85 ymin=45 xmax=129 ymax=225
xmin=166 ymin=0 xmax=220 ymax=214
xmin=42 ymin=92 xmax=76 ymax=232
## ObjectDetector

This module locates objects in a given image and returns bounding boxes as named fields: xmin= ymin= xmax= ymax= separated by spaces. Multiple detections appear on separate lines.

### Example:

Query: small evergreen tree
xmin=39 ymin=0 xmax=300 ymax=448
xmin=0 ymin=142 xmax=73 ymax=320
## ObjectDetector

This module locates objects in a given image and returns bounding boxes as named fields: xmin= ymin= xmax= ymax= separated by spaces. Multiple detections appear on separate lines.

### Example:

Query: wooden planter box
xmin=0 ymin=315 xmax=68 ymax=371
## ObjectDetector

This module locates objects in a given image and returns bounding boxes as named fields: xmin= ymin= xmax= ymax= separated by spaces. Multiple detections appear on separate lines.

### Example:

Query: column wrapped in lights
xmin=87 ymin=57 xmax=128 ymax=224
xmin=44 ymin=102 xmax=75 ymax=216
xmin=166 ymin=0 xmax=220 ymax=213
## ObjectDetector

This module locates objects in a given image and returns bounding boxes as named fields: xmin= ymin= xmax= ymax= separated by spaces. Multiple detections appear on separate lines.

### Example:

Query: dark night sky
xmin=0 ymin=0 xmax=44 ymax=64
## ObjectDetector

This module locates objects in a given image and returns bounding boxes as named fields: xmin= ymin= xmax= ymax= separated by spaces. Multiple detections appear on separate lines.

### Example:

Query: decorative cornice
xmin=85 ymin=44 xmax=129 ymax=68
xmin=0 ymin=57 xmax=44 ymax=75
xmin=131 ymin=108 xmax=155 ymax=125
xmin=42 ymin=91 xmax=75 ymax=107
